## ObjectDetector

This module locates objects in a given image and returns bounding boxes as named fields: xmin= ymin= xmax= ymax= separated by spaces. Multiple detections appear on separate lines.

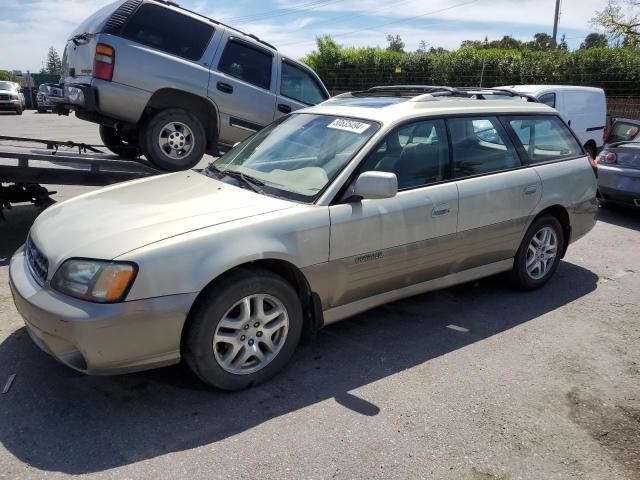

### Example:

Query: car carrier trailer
xmin=0 ymin=135 xmax=164 ymax=220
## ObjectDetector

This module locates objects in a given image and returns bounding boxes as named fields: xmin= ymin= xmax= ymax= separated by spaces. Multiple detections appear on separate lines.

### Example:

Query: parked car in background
xmin=10 ymin=87 xmax=597 ymax=390
xmin=0 ymin=81 xmax=25 ymax=115
xmin=36 ymin=83 xmax=64 ymax=113
xmin=499 ymin=85 xmax=607 ymax=158
xmin=53 ymin=0 xmax=330 ymax=170
xmin=597 ymin=117 xmax=640 ymax=208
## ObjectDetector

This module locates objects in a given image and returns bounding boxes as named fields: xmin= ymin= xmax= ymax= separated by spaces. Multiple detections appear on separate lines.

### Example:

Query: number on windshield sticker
xmin=327 ymin=118 xmax=371 ymax=134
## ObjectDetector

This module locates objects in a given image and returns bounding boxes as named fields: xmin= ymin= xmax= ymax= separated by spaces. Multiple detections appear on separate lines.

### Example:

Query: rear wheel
xmin=99 ymin=125 xmax=140 ymax=158
xmin=512 ymin=215 xmax=565 ymax=290
xmin=140 ymin=109 xmax=206 ymax=171
xmin=183 ymin=268 xmax=303 ymax=391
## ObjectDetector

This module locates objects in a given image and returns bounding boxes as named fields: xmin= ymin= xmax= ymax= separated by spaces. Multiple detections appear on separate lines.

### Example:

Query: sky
xmin=0 ymin=0 xmax=611 ymax=72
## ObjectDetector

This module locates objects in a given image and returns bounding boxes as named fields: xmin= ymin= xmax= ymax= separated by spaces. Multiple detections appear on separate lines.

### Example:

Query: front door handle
xmin=524 ymin=185 xmax=538 ymax=195
xmin=278 ymin=103 xmax=292 ymax=114
xmin=217 ymin=82 xmax=233 ymax=94
xmin=432 ymin=203 xmax=451 ymax=217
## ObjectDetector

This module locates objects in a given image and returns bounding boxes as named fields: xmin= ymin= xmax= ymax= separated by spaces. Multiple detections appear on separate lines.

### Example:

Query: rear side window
xmin=448 ymin=117 xmax=520 ymax=177
xmin=281 ymin=62 xmax=327 ymax=105
xmin=218 ymin=40 xmax=273 ymax=90
xmin=608 ymin=121 xmax=640 ymax=143
xmin=539 ymin=93 xmax=556 ymax=108
xmin=362 ymin=119 xmax=450 ymax=189
xmin=506 ymin=116 xmax=583 ymax=163
xmin=120 ymin=4 xmax=214 ymax=61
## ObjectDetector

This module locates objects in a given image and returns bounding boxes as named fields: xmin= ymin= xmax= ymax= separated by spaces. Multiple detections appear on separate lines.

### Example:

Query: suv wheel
xmin=15 ymin=105 xmax=23 ymax=115
xmin=99 ymin=125 xmax=140 ymax=158
xmin=183 ymin=268 xmax=303 ymax=391
xmin=141 ymin=109 xmax=206 ymax=171
xmin=512 ymin=215 xmax=565 ymax=290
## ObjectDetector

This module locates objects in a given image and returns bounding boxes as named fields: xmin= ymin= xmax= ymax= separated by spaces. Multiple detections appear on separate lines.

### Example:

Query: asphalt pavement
xmin=0 ymin=111 xmax=639 ymax=480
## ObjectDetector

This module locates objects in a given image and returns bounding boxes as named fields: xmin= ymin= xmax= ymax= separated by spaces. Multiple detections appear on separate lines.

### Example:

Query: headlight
xmin=51 ymin=259 xmax=137 ymax=303
xmin=10 ymin=94 xmax=18 ymax=100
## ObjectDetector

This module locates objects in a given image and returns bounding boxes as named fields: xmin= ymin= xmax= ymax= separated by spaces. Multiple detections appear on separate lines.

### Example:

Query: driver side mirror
xmin=351 ymin=171 xmax=398 ymax=200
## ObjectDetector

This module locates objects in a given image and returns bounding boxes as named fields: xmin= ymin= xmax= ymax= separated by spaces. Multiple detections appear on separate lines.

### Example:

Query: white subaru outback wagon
xmin=10 ymin=86 xmax=598 ymax=390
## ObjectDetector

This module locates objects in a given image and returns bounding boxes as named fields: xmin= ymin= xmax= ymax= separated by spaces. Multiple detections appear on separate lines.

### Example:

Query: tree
xmin=558 ymin=34 xmax=569 ymax=50
xmin=416 ymin=40 xmax=429 ymax=52
xmin=0 ymin=70 xmax=20 ymax=82
xmin=527 ymin=32 xmax=553 ymax=50
xmin=592 ymin=0 xmax=639 ymax=47
xmin=386 ymin=34 xmax=405 ymax=53
xmin=580 ymin=32 xmax=609 ymax=49
xmin=45 ymin=46 xmax=62 ymax=75
xmin=460 ymin=39 xmax=484 ymax=49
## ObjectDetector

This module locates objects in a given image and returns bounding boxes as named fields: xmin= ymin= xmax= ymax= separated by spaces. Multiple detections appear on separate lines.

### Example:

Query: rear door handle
xmin=524 ymin=185 xmax=538 ymax=195
xmin=216 ymin=82 xmax=233 ymax=94
xmin=278 ymin=103 xmax=292 ymax=114
xmin=432 ymin=203 xmax=451 ymax=217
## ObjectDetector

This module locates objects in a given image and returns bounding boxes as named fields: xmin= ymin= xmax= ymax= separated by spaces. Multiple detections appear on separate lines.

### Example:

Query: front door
xmin=327 ymin=119 xmax=459 ymax=307
xmin=209 ymin=36 xmax=277 ymax=145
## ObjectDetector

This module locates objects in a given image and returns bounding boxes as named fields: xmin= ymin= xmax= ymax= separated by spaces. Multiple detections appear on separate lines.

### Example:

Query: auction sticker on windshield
xmin=327 ymin=118 xmax=371 ymax=134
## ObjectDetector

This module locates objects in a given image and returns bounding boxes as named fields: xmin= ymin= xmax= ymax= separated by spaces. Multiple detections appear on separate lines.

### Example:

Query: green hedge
xmin=301 ymin=41 xmax=640 ymax=96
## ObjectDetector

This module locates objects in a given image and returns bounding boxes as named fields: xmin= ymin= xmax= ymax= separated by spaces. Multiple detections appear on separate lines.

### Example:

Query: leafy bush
xmin=301 ymin=41 xmax=640 ymax=96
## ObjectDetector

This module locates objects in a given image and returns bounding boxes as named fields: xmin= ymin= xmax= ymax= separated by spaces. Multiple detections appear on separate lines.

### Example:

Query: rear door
xmin=449 ymin=116 xmax=542 ymax=271
xmin=209 ymin=35 xmax=278 ymax=145
xmin=275 ymin=58 xmax=329 ymax=117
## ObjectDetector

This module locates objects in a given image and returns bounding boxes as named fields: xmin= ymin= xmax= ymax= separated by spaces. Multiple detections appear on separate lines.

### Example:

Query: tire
xmin=15 ymin=106 xmax=23 ymax=115
xmin=99 ymin=125 xmax=140 ymax=158
xmin=512 ymin=214 xmax=565 ymax=290
xmin=183 ymin=268 xmax=303 ymax=391
xmin=140 ymin=108 xmax=206 ymax=171
xmin=37 ymin=107 xmax=46 ymax=113
xmin=584 ymin=142 xmax=597 ymax=159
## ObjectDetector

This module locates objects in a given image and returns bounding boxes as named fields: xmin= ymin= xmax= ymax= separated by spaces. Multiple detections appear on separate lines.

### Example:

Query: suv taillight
xmin=94 ymin=44 xmax=115 ymax=81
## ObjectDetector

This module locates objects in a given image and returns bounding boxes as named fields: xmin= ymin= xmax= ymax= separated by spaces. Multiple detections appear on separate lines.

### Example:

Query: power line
xmin=278 ymin=0 xmax=481 ymax=47
xmin=220 ymin=0 xmax=344 ymax=24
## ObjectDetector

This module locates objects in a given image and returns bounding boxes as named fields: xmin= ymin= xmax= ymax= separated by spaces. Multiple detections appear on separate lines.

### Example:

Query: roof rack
xmin=154 ymin=0 xmax=277 ymax=51
xmin=347 ymin=85 xmax=539 ymax=102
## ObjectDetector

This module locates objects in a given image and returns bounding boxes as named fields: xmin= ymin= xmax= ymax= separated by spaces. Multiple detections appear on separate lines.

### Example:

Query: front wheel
xmin=183 ymin=268 xmax=303 ymax=390
xmin=15 ymin=106 xmax=23 ymax=115
xmin=512 ymin=215 xmax=565 ymax=290
xmin=141 ymin=109 xmax=206 ymax=171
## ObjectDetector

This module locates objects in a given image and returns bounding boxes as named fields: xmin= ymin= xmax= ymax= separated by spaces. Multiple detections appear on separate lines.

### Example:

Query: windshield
xmin=0 ymin=82 xmax=17 ymax=91
xmin=207 ymin=113 xmax=380 ymax=202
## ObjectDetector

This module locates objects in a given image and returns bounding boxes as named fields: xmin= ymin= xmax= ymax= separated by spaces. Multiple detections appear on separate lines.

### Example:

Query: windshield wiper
xmin=206 ymin=165 xmax=265 ymax=194
xmin=70 ymin=32 xmax=94 ymax=45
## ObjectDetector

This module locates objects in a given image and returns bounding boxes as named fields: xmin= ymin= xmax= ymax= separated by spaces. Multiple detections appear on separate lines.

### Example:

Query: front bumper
xmin=9 ymin=246 xmax=198 ymax=375
xmin=598 ymin=164 xmax=640 ymax=206
xmin=0 ymin=100 xmax=21 ymax=110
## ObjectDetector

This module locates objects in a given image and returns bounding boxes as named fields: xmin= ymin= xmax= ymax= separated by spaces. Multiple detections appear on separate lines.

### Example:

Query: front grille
xmin=0 ymin=94 xmax=10 ymax=101
xmin=26 ymin=237 xmax=49 ymax=286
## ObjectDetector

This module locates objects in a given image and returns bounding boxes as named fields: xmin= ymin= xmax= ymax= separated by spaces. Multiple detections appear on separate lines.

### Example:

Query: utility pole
xmin=551 ymin=0 xmax=561 ymax=48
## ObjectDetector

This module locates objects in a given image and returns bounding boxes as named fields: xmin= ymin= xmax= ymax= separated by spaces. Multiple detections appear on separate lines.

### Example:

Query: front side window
xmin=280 ymin=62 xmax=327 ymax=105
xmin=506 ymin=116 xmax=583 ymax=163
xmin=218 ymin=40 xmax=272 ymax=90
xmin=362 ymin=119 xmax=450 ymax=189
xmin=539 ymin=92 xmax=556 ymax=108
xmin=448 ymin=116 xmax=520 ymax=177
xmin=120 ymin=4 xmax=214 ymax=61
xmin=207 ymin=114 xmax=379 ymax=202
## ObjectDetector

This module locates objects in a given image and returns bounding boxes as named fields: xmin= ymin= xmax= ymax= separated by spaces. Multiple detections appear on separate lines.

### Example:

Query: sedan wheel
xmin=213 ymin=294 xmax=289 ymax=375
xmin=183 ymin=268 xmax=303 ymax=390
xmin=525 ymin=226 xmax=558 ymax=280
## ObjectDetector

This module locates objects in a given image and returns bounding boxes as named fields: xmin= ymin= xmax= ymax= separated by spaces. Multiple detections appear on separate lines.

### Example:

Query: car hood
xmin=0 ymin=89 xmax=16 ymax=95
xmin=30 ymin=171 xmax=296 ymax=271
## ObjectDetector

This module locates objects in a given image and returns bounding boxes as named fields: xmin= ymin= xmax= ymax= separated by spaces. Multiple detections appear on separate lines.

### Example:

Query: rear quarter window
xmin=120 ymin=4 xmax=214 ymax=61
xmin=505 ymin=115 xmax=583 ymax=163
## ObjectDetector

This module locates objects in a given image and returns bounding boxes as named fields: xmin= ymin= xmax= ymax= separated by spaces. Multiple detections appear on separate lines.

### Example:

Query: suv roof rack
xmin=153 ymin=0 xmax=277 ymax=51
xmin=347 ymin=85 xmax=539 ymax=102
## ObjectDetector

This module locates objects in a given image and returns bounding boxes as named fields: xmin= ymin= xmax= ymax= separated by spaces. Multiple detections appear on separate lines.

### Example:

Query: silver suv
xmin=10 ymin=89 xmax=597 ymax=390
xmin=0 ymin=81 xmax=25 ymax=115
xmin=55 ymin=0 xmax=329 ymax=170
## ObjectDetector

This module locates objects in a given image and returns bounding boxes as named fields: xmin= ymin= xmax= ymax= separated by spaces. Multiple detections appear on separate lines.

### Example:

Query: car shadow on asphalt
xmin=0 ymin=258 xmax=598 ymax=474
xmin=0 ymin=205 xmax=38 ymax=266
xmin=596 ymin=204 xmax=640 ymax=232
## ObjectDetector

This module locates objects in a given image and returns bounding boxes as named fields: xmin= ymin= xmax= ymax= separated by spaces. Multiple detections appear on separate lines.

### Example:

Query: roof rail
xmin=153 ymin=0 xmax=277 ymax=51
xmin=347 ymin=85 xmax=539 ymax=102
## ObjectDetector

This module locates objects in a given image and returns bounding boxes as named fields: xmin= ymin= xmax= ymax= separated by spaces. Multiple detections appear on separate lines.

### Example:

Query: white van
xmin=500 ymin=85 xmax=607 ymax=157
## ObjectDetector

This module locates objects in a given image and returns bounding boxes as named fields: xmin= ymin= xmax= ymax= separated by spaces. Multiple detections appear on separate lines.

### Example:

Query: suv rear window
xmin=218 ymin=40 xmax=273 ymax=90
xmin=506 ymin=116 xmax=583 ymax=163
xmin=120 ymin=4 xmax=214 ymax=61
xmin=608 ymin=121 xmax=640 ymax=143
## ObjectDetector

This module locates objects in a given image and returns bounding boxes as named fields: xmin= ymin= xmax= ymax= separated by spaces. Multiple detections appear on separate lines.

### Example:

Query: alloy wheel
xmin=526 ymin=226 xmax=558 ymax=280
